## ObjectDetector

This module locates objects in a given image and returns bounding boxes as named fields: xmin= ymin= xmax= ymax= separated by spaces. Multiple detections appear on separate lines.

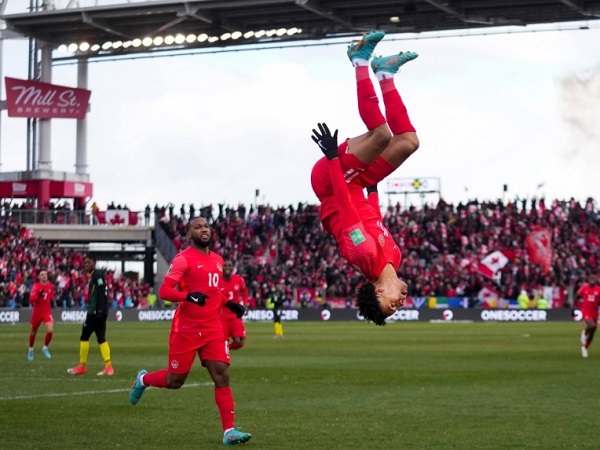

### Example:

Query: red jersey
xmin=577 ymin=284 xmax=600 ymax=317
xmin=323 ymin=181 xmax=401 ymax=282
xmin=220 ymin=275 xmax=248 ymax=320
xmin=30 ymin=282 xmax=55 ymax=315
xmin=164 ymin=247 xmax=226 ymax=333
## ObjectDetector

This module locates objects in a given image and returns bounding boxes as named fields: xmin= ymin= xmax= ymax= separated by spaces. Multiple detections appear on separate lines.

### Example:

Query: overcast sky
xmin=1 ymin=2 xmax=599 ymax=212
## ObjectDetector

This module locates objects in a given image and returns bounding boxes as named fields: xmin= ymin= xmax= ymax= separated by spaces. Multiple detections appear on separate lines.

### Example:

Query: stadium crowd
xmin=0 ymin=216 xmax=150 ymax=308
xmin=1 ymin=196 xmax=598 ymax=309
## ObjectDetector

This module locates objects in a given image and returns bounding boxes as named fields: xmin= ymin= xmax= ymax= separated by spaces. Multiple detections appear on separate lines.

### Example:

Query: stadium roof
xmin=2 ymin=0 xmax=600 ymax=57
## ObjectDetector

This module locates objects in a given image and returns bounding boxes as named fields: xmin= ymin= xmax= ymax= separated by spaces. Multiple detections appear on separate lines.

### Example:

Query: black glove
xmin=311 ymin=123 xmax=339 ymax=160
xmin=39 ymin=290 xmax=47 ymax=299
xmin=186 ymin=292 xmax=208 ymax=306
xmin=225 ymin=301 xmax=246 ymax=319
xmin=366 ymin=184 xmax=378 ymax=194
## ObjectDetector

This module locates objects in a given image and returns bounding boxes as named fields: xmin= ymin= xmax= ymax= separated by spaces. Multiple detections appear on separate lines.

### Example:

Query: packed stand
xmin=0 ymin=217 xmax=150 ymax=308
xmin=160 ymin=197 xmax=599 ymax=309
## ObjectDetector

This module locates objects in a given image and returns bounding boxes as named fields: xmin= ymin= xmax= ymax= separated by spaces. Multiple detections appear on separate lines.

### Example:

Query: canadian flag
xmin=525 ymin=227 xmax=552 ymax=273
xmin=106 ymin=209 xmax=129 ymax=225
xmin=476 ymin=250 xmax=514 ymax=278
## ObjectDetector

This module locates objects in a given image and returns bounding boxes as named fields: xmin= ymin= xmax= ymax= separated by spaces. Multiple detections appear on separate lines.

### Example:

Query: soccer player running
xmin=310 ymin=30 xmax=418 ymax=325
xmin=28 ymin=269 xmax=55 ymax=361
xmin=220 ymin=260 xmax=248 ymax=350
xmin=129 ymin=217 xmax=251 ymax=446
xmin=576 ymin=274 xmax=600 ymax=358
xmin=68 ymin=255 xmax=114 ymax=376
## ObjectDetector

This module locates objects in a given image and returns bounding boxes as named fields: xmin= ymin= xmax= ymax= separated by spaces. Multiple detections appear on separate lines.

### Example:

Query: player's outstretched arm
xmin=311 ymin=123 xmax=339 ymax=160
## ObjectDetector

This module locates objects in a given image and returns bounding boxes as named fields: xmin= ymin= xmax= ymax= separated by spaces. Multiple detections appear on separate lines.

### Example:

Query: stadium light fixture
xmin=231 ymin=31 xmax=242 ymax=40
xmin=79 ymin=42 xmax=90 ymax=51
xmin=390 ymin=16 xmax=400 ymax=23
xmin=57 ymin=44 xmax=68 ymax=52
xmin=220 ymin=32 xmax=231 ymax=40
xmin=142 ymin=37 xmax=153 ymax=46
xmin=197 ymin=33 xmax=208 ymax=42
xmin=153 ymin=36 xmax=164 ymax=46
xmin=276 ymin=28 xmax=286 ymax=36
xmin=243 ymin=31 xmax=254 ymax=39
xmin=164 ymin=35 xmax=175 ymax=45
xmin=132 ymin=38 xmax=142 ymax=47
xmin=174 ymin=34 xmax=185 ymax=44
xmin=67 ymin=43 xmax=78 ymax=52
xmin=208 ymin=36 xmax=218 ymax=43
xmin=255 ymin=30 xmax=266 ymax=38
xmin=113 ymin=41 xmax=122 ymax=49
xmin=266 ymin=29 xmax=277 ymax=37
xmin=90 ymin=44 xmax=100 ymax=52
xmin=186 ymin=34 xmax=196 ymax=43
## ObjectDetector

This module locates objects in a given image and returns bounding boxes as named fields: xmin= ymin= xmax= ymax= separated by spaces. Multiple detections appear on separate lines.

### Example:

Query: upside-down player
xmin=310 ymin=30 xmax=418 ymax=325
xmin=220 ymin=260 xmax=248 ymax=350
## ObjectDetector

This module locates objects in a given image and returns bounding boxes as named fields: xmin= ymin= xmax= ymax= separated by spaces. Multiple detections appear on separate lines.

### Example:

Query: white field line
xmin=0 ymin=382 xmax=211 ymax=401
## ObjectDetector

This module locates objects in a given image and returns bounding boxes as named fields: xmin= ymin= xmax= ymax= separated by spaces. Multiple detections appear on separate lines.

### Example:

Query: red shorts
xmin=168 ymin=331 xmax=230 ymax=374
xmin=311 ymin=147 xmax=394 ymax=202
xmin=30 ymin=311 xmax=53 ymax=329
xmin=221 ymin=317 xmax=246 ymax=340
xmin=311 ymin=149 xmax=394 ymax=224
xmin=582 ymin=311 xmax=598 ymax=323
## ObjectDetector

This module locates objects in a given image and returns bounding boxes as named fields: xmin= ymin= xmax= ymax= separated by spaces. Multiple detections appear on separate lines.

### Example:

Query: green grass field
xmin=1 ymin=320 xmax=599 ymax=449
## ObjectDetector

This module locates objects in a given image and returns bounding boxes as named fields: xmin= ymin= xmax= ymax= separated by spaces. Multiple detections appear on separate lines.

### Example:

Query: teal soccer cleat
xmin=42 ymin=347 xmax=52 ymax=359
xmin=27 ymin=349 xmax=33 ymax=361
xmin=347 ymin=30 xmax=385 ymax=62
xmin=223 ymin=428 xmax=252 ymax=446
xmin=371 ymin=51 xmax=419 ymax=75
xmin=129 ymin=369 xmax=147 ymax=405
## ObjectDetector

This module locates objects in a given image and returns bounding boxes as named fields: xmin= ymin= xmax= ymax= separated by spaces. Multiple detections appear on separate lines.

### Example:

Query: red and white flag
xmin=525 ymin=227 xmax=552 ymax=273
xmin=476 ymin=250 xmax=514 ymax=278
xmin=105 ymin=209 xmax=129 ymax=225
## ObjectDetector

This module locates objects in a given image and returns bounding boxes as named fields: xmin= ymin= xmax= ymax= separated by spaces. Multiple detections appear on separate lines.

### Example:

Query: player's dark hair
xmin=84 ymin=254 xmax=97 ymax=263
xmin=356 ymin=282 xmax=387 ymax=326
xmin=186 ymin=216 xmax=205 ymax=233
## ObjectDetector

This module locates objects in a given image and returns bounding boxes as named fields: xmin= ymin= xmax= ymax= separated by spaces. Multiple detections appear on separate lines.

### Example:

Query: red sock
xmin=356 ymin=68 xmax=386 ymax=130
xmin=29 ymin=332 xmax=36 ymax=348
xmin=380 ymin=79 xmax=415 ymax=134
xmin=44 ymin=332 xmax=53 ymax=347
xmin=214 ymin=387 xmax=235 ymax=431
xmin=143 ymin=369 xmax=168 ymax=388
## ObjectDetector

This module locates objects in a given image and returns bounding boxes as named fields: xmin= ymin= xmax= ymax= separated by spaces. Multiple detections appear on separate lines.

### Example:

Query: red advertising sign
xmin=4 ymin=77 xmax=91 ymax=119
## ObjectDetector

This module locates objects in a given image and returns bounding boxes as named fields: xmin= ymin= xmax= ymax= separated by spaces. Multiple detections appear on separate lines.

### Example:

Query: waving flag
xmin=525 ymin=227 xmax=552 ymax=273
xmin=477 ymin=250 xmax=513 ymax=278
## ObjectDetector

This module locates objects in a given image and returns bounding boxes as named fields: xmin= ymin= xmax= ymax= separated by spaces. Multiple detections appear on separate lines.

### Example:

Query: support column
xmin=37 ymin=44 xmax=53 ymax=172
xmin=75 ymin=57 xmax=88 ymax=175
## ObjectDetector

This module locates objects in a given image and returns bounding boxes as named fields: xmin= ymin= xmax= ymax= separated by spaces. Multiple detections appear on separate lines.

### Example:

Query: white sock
xmin=375 ymin=71 xmax=395 ymax=81
xmin=224 ymin=428 xmax=234 ymax=434
xmin=351 ymin=58 xmax=368 ymax=67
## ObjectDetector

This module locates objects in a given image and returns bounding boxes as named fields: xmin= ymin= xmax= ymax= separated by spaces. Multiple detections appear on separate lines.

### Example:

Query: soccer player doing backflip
xmin=310 ymin=30 xmax=419 ymax=325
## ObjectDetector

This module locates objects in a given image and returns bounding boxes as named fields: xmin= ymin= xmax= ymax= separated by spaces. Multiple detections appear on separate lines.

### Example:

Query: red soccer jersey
xmin=220 ymin=274 xmax=248 ymax=320
xmin=577 ymin=284 xmax=600 ymax=317
xmin=164 ymin=247 xmax=226 ymax=333
xmin=30 ymin=282 xmax=55 ymax=314
xmin=326 ymin=186 xmax=401 ymax=282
